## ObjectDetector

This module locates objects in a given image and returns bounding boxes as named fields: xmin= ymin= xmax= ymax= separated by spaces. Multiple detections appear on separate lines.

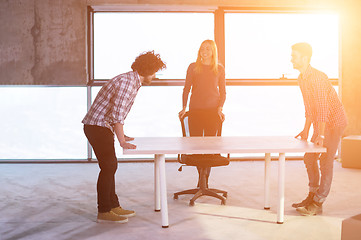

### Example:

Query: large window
xmin=225 ymin=13 xmax=339 ymax=79
xmin=93 ymin=11 xmax=339 ymax=81
xmin=0 ymin=87 xmax=87 ymax=159
xmin=0 ymin=85 xmax=337 ymax=160
xmin=94 ymin=12 xmax=214 ymax=80
xmin=90 ymin=10 xmax=340 ymax=160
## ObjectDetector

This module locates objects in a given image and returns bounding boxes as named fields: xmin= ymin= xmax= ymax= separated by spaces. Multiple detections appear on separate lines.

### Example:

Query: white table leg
xmin=277 ymin=152 xmax=285 ymax=224
xmin=264 ymin=153 xmax=271 ymax=210
xmin=156 ymin=154 xmax=169 ymax=228
xmin=154 ymin=154 xmax=161 ymax=212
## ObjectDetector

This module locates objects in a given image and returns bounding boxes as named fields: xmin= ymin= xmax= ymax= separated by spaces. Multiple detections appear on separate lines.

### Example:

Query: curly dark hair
xmin=131 ymin=51 xmax=166 ymax=77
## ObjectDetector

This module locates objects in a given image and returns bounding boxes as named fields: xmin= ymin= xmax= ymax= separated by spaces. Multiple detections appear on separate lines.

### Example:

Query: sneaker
xmin=292 ymin=192 xmax=315 ymax=208
xmin=111 ymin=207 xmax=136 ymax=217
xmin=296 ymin=200 xmax=323 ymax=216
xmin=97 ymin=211 xmax=128 ymax=223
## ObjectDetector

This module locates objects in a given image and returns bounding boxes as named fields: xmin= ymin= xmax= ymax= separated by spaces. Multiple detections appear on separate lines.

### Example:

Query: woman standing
xmin=178 ymin=39 xmax=226 ymax=186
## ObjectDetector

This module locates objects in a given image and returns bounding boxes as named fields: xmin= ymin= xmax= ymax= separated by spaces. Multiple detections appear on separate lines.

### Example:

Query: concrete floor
xmin=0 ymin=160 xmax=360 ymax=240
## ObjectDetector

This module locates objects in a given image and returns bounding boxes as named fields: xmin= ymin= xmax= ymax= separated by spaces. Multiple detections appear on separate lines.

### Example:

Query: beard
xmin=142 ymin=76 xmax=153 ymax=86
xmin=142 ymin=81 xmax=151 ymax=86
xmin=292 ymin=63 xmax=301 ymax=70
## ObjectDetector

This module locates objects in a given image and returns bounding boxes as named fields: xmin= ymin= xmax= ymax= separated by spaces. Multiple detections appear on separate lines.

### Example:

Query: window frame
xmin=85 ymin=5 xmax=339 ymax=162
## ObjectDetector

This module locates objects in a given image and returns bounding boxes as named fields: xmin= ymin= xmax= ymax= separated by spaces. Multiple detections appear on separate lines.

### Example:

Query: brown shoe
xmin=111 ymin=207 xmax=136 ymax=217
xmin=97 ymin=211 xmax=128 ymax=223
xmin=296 ymin=200 xmax=323 ymax=216
xmin=292 ymin=192 xmax=315 ymax=208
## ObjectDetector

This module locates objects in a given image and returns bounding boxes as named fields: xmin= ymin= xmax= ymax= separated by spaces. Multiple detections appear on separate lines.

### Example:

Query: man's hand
xmin=113 ymin=123 xmax=136 ymax=149
xmin=120 ymin=141 xmax=136 ymax=149
xmin=295 ymin=129 xmax=309 ymax=140
xmin=124 ymin=135 xmax=134 ymax=141
xmin=314 ymin=135 xmax=324 ymax=146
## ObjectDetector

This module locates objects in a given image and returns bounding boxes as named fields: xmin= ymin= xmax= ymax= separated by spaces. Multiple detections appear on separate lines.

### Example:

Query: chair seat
xmin=180 ymin=154 xmax=230 ymax=168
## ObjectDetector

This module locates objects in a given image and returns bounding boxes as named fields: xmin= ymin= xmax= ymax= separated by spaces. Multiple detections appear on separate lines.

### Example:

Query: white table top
xmin=123 ymin=136 xmax=326 ymax=155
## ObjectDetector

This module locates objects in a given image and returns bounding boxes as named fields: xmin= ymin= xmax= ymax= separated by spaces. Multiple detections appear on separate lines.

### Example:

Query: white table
xmin=123 ymin=136 xmax=326 ymax=228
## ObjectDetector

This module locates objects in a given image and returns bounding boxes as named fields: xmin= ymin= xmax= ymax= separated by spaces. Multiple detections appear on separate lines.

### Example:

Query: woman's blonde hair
xmin=195 ymin=40 xmax=219 ymax=75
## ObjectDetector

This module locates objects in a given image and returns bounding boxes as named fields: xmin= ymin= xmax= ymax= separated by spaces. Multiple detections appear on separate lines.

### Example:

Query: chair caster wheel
xmin=173 ymin=195 xmax=178 ymax=200
xmin=189 ymin=201 xmax=195 ymax=206
xmin=221 ymin=200 xmax=226 ymax=205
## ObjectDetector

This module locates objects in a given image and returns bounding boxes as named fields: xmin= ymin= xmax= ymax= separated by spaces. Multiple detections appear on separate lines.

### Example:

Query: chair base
xmin=173 ymin=167 xmax=227 ymax=206
xmin=173 ymin=187 xmax=227 ymax=206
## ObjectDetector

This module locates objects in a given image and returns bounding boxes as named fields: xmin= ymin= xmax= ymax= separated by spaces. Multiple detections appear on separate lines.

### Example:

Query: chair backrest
xmin=178 ymin=111 xmax=230 ymax=166
xmin=180 ymin=112 xmax=190 ymax=137
xmin=179 ymin=111 xmax=222 ymax=137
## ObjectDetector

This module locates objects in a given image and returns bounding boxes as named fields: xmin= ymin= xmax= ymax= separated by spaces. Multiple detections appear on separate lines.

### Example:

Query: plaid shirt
xmin=82 ymin=71 xmax=141 ymax=132
xmin=298 ymin=65 xmax=347 ymax=133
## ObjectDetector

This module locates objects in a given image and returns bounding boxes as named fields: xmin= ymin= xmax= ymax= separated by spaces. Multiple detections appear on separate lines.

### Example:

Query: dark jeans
xmin=188 ymin=109 xmax=222 ymax=186
xmin=83 ymin=125 xmax=120 ymax=213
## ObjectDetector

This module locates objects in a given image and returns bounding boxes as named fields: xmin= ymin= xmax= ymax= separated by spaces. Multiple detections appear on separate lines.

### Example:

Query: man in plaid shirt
xmin=82 ymin=51 xmax=166 ymax=223
xmin=291 ymin=42 xmax=347 ymax=216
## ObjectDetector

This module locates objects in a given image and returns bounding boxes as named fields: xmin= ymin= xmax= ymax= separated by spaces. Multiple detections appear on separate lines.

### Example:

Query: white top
xmin=123 ymin=136 xmax=326 ymax=155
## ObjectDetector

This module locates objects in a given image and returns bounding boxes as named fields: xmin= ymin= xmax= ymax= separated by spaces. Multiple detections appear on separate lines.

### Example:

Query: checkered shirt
xmin=82 ymin=71 xmax=141 ymax=132
xmin=298 ymin=65 xmax=347 ymax=132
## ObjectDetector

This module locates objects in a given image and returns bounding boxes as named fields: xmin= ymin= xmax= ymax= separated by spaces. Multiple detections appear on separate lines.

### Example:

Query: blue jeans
xmin=303 ymin=126 xmax=345 ymax=203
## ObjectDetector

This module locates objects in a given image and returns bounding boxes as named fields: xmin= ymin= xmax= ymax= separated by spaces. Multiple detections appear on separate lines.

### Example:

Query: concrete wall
xmin=0 ymin=0 xmax=87 ymax=85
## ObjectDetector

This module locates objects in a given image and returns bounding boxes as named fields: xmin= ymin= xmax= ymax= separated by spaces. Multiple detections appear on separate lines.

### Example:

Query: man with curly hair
xmin=82 ymin=51 xmax=166 ymax=223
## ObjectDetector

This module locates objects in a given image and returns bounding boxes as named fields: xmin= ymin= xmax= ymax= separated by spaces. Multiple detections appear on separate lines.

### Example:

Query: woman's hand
xmin=178 ymin=108 xmax=186 ymax=119
xmin=218 ymin=107 xmax=225 ymax=122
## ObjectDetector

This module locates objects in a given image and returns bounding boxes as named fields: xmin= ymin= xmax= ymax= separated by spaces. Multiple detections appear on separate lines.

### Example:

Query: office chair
xmin=173 ymin=111 xmax=230 ymax=206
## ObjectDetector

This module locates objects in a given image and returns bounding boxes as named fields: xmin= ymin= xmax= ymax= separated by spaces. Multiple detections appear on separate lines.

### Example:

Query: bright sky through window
xmin=225 ymin=13 xmax=339 ymax=79
xmin=94 ymin=12 xmax=339 ymax=80
xmin=94 ymin=12 xmax=214 ymax=79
